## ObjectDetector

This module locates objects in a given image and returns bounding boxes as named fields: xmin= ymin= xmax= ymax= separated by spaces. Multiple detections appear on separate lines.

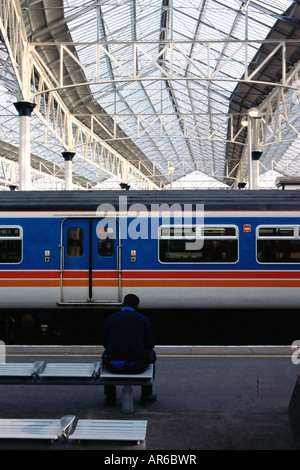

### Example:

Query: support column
xmin=13 ymin=101 xmax=36 ymax=191
xmin=62 ymin=152 xmax=75 ymax=190
xmin=247 ymin=116 xmax=253 ymax=190
xmin=252 ymin=151 xmax=262 ymax=190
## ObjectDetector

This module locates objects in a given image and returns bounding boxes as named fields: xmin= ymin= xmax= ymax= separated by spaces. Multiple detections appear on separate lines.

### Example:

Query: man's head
xmin=123 ymin=294 xmax=140 ymax=310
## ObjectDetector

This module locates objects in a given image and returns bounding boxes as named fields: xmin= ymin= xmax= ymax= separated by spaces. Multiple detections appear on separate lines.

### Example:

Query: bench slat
xmin=0 ymin=417 xmax=147 ymax=443
xmin=0 ymin=362 xmax=44 ymax=377
xmin=100 ymin=364 xmax=154 ymax=379
xmin=69 ymin=419 xmax=147 ymax=442
xmin=0 ymin=415 xmax=75 ymax=440
xmin=0 ymin=419 xmax=63 ymax=440
xmin=40 ymin=362 xmax=100 ymax=378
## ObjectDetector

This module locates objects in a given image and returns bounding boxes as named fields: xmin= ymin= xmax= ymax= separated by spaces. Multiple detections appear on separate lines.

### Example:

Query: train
xmin=0 ymin=188 xmax=299 ymax=340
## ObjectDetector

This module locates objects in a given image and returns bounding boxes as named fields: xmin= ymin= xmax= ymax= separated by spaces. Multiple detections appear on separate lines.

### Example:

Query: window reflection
xmin=97 ymin=227 xmax=114 ymax=257
xmin=159 ymin=225 xmax=238 ymax=263
xmin=67 ymin=227 xmax=84 ymax=257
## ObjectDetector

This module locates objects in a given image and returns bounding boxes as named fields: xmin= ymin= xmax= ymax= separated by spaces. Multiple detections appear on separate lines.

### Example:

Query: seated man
xmin=102 ymin=293 xmax=157 ymax=405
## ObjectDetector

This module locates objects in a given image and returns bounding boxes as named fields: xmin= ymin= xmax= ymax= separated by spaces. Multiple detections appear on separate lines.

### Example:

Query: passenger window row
xmin=1 ymin=224 xmax=300 ymax=264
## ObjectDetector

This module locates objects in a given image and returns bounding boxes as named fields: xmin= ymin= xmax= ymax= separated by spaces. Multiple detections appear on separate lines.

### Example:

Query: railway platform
xmin=0 ymin=344 xmax=298 ymax=451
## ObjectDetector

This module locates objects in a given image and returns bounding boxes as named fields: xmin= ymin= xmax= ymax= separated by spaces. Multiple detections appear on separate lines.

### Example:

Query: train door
xmin=59 ymin=218 xmax=121 ymax=304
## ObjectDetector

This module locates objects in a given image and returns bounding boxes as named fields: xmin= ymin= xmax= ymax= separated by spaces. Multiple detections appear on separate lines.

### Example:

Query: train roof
xmin=0 ymin=189 xmax=300 ymax=212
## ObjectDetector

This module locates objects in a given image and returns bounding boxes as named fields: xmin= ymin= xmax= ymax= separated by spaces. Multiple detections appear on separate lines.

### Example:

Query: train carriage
xmin=0 ymin=189 xmax=300 ymax=320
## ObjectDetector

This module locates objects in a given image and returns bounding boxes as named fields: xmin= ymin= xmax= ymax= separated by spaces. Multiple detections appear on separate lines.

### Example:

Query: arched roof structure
xmin=0 ymin=0 xmax=300 ymax=190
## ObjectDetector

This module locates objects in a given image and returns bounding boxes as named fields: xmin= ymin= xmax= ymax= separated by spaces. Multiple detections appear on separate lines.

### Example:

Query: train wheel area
xmin=0 ymin=308 xmax=298 ymax=346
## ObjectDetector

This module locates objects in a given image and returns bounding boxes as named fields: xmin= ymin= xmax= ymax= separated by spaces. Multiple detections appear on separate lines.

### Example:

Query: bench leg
xmin=122 ymin=385 xmax=134 ymax=414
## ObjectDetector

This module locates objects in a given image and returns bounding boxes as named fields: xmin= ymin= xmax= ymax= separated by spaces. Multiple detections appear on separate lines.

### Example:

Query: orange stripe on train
xmin=123 ymin=279 xmax=300 ymax=288
xmin=0 ymin=280 xmax=60 ymax=287
xmin=122 ymin=270 xmax=300 ymax=279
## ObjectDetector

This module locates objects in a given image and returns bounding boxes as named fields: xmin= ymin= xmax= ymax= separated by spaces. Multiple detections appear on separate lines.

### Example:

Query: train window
xmin=67 ymin=227 xmax=84 ymax=257
xmin=97 ymin=227 xmax=115 ymax=257
xmin=203 ymin=227 xmax=236 ymax=237
xmin=258 ymin=227 xmax=294 ymax=237
xmin=257 ymin=226 xmax=300 ymax=263
xmin=159 ymin=225 xmax=238 ymax=263
xmin=161 ymin=227 xmax=196 ymax=238
xmin=0 ymin=226 xmax=22 ymax=263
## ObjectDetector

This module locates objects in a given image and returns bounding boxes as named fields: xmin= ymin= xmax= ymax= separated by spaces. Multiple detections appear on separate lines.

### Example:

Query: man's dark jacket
xmin=102 ymin=307 xmax=155 ymax=362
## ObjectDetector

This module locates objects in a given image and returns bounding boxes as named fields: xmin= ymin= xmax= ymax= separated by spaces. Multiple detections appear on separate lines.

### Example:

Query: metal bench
xmin=0 ymin=361 xmax=101 ymax=384
xmin=0 ymin=415 xmax=75 ymax=442
xmin=0 ymin=361 xmax=154 ymax=413
xmin=0 ymin=361 xmax=45 ymax=376
xmin=0 ymin=415 xmax=147 ymax=447
xmin=68 ymin=419 xmax=147 ymax=446
xmin=99 ymin=364 xmax=154 ymax=414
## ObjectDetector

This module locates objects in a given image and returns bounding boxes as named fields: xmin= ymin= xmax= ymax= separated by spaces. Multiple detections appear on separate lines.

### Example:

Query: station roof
xmin=0 ymin=1 xmax=300 ymax=190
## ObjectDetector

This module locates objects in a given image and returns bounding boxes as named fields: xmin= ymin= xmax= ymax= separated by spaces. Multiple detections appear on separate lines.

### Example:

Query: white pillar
xmin=14 ymin=101 xmax=36 ymax=191
xmin=62 ymin=152 xmax=75 ymax=190
xmin=247 ymin=116 xmax=253 ymax=190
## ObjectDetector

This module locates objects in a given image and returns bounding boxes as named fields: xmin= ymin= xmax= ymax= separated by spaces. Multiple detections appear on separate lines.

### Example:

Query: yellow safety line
xmin=5 ymin=354 xmax=99 ymax=357
xmin=158 ymin=354 xmax=292 ymax=358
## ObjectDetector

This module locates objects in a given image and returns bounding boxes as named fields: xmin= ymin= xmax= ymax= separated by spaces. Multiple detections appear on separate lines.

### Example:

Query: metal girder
xmin=0 ymin=0 xmax=160 ymax=189
xmin=0 ymin=153 xmax=83 ymax=190
xmin=31 ymin=38 xmax=299 ymax=91
xmin=30 ymin=38 xmax=300 ymax=145
xmin=235 ymin=63 xmax=300 ymax=185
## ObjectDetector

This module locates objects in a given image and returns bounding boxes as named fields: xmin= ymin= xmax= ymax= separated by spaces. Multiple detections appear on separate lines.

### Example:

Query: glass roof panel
xmin=1 ymin=0 xmax=297 ymax=190
xmin=63 ymin=0 xmax=292 ymax=184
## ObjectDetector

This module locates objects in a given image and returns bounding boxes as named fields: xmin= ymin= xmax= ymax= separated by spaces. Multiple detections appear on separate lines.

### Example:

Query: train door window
xmin=159 ymin=225 xmax=238 ymax=263
xmin=97 ymin=227 xmax=115 ymax=257
xmin=257 ymin=226 xmax=300 ymax=263
xmin=67 ymin=227 xmax=84 ymax=257
xmin=0 ymin=226 xmax=22 ymax=263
